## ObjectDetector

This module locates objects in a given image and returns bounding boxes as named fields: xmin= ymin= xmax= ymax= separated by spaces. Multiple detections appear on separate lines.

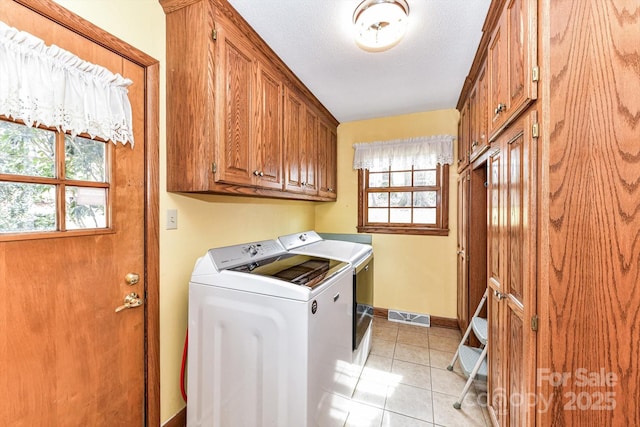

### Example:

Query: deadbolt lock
xmin=125 ymin=272 xmax=140 ymax=286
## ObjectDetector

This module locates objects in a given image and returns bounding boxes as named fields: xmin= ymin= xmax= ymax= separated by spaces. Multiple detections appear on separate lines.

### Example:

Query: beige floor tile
xmin=381 ymin=411 xmax=434 ymax=427
xmin=373 ymin=323 xmax=399 ymax=342
xmin=345 ymin=401 xmax=384 ymax=427
xmin=361 ymin=355 xmax=398 ymax=386
xmin=385 ymin=383 xmax=434 ymax=423
xmin=431 ymin=391 xmax=488 ymax=427
xmin=391 ymin=359 xmax=432 ymax=389
xmin=394 ymin=343 xmax=431 ymax=366
xmin=430 ymin=367 xmax=479 ymax=398
xmin=371 ymin=337 xmax=396 ymax=358
xmin=428 ymin=326 xmax=462 ymax=340
xmin=397 ymin=323 xmax=431 ymax=333
xmin=352 ymin=378 xmax=389 ymax=409
xmin=428 ymin=334 xmax=460 ymax=353
xmin=397 ymin=328 xmax=429 ymax=349
xmin=428 ymin=349 xmax=457 ymax=370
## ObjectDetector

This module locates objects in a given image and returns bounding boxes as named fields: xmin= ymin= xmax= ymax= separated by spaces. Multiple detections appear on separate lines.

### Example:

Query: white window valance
xmin=353 ymin=135 xmax=455 ymax=170
xmin=0 ymin=20 xmax=134 ymax=146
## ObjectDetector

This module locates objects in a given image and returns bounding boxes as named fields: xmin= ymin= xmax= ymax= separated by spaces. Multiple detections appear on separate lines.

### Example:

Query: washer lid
xmin=230 ymin=253 xmax=347 ymax=289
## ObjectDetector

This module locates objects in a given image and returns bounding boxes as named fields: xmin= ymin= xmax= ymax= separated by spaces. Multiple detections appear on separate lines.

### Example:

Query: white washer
xmin=188 ymin=239 xmax=352 ymax=427
xmin=278 ymin=231 xmax=374 ymax=386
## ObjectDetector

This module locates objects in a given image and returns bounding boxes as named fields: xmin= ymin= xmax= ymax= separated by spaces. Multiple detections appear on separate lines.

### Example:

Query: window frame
xmin=357 ymin=163 xmax=449 ymax=236
xmin=0 ymin=117 xmax=114 ymax=241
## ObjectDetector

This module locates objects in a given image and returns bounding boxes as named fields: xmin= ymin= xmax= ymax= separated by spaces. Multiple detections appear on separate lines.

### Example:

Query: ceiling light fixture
xmin=353 ymin=0 xmax=410 ymax=52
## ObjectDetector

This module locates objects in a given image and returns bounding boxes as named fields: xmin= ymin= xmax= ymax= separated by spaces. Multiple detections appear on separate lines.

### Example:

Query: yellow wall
xmin=316 ymin=110 xmax=460 ymax=318
xmin=51 ymin=1 xmax=460 ymax=424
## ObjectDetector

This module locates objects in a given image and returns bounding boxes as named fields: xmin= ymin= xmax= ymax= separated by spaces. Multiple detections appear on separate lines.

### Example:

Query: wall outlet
xmin=166 ymin=209 xmax=178 ymax=230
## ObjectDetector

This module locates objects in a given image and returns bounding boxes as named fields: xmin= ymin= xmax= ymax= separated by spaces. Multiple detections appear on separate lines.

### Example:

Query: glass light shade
xmin=353 ymin=0 xmax=409 ymax=52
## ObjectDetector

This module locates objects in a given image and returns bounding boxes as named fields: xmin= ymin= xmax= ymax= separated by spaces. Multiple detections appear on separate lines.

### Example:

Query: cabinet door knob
xmin=494 ymin=103 xmax=506 ymax=115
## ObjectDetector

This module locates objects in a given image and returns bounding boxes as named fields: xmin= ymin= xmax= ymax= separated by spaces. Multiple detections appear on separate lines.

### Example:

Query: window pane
xmin=65 ymin=135 xmax=106 ymax=182
xmin=0 ymin=121 xmax=55 ymax=177
xmin=368 ymin=192 xmax=389 ymax=208
xmin=390 ymin=191 xmax=411 ymax=207
xmin=390 ymin=171 xmax=411 ymax=186
xmin=368 ymin=208 xmax=388 ymax=223
xmin=0 ymin=182 xmax=56 ymax=232
xmin=368 ymin=172 xmax=389 ymax=188
xmin=414 ymin=170 xmax=436 ymax=186
xmin=390 ymin=208 xmax=411 ymax=223
xmin=66 ymin=186 xmax=107 ymax=229
xmin=414 ymin=208 xmax=437 ymax=224
xmin=414 ymin=191 xmax=437 ymax=207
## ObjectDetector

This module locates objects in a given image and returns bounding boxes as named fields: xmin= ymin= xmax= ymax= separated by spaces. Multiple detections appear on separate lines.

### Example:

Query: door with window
xmin=0 ymin=1 xmax=152 ymax=425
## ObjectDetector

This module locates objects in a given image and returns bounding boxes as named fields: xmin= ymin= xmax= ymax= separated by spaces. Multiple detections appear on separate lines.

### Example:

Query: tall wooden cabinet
xmin=160 ymin=0 xmax=338 ymax=201
xmin=460 ymin=0 xmax=640 ymax=425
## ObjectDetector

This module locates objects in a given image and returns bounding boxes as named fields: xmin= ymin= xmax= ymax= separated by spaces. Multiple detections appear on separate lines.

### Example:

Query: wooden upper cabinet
xmin=161 ymin=0 xmax=337 ymax=200
xmin=284 ymin=85 xmax=318 ymax=195
xmin=214 ymin=18 xmax=255 ymax=187
xmin=213 ymin=14 xmax=283 ymax=189
xmin=469 ymin=60 xmax=488 ymax=162
xmin=253 ymin=59 xmax=283 ymax=189
xmin=317 ymin=119 xmax=337 ymax=199
xmin=457 ymin=100 xmax=470 ymax=172
xmin=487 ymin=0 xmax=538 ymax=140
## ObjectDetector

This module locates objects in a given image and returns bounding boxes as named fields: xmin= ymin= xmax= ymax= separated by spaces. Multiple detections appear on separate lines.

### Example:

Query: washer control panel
xmin=208 ymin=239 xmax=286 ymax=271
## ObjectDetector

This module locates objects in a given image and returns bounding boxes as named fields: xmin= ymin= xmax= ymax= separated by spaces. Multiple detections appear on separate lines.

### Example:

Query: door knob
xmin=115 ymin=292 xmax=143 ymax=312
xmin=125 ymin=272 xmax=140 ymax=286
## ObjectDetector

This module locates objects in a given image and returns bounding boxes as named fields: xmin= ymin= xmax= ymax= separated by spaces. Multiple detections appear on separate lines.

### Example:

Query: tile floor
xmin=343 ymin=316 xmax=491 ymax=427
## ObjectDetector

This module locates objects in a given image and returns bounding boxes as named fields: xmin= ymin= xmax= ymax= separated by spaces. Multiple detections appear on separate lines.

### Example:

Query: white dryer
xmin=278 ymin=231 xmax=374 ymax=384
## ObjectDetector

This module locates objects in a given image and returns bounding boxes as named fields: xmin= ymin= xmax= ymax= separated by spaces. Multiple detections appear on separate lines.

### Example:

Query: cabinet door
xmin=283 ymin=86 xmax=304 ymax=192
xmin=457 ymin=100 xmax=470 ymax=172
xmin=302 ymin=106 xmax=318 ymax=194
xmin=488 ymin=0 xmax=538 ymax=140
xmin=487 ymin=110 xmax=538 ymax=427
xmin=456 ymin=170 xmax=469 ymax=331
xmin=254 ymin=60 xmax=283 ymax=189
xmin=487 ymin=142 xmax=506 ymax=426
xmin=504 ymin=110 xmax=537 ymax=427
xmin=470 ymin=61 xmax=489 ymax=162
xmin=318 ymin=119 xmax=337 ymax=199
xmin=283 ymin=86 xmax=318 ymax=195
xmin=214 ymin=18 xmax=255 ymax=186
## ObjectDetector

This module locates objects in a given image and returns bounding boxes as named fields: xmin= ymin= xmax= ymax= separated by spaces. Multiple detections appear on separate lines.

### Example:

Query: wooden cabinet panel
xmin=215 ymin=20 xmax=254 ymax=186
xmin=486 ymin=109 xmax=537 ymax=427
xmin=456 ymin=170 xmax=469 ymax=331
xmin=318 ymin=119 xmax=337 ymax=199
xmin=457 ymin=100 xmax=470 ymax=172
xmin=487 ymin=286 xmax=506 ymax=426
xmin=470 ymin=61 xmax=489 ymax=162
xmin=488 ymin=0 xmax=537 ymax=140
xmin=284 ymin=85 xmax=318 ymax=195
xmin=254 ymin=60 xmax=283 ymax=189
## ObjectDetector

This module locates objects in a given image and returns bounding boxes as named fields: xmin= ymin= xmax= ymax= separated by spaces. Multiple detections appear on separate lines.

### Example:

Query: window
xmin=0 ymin=118 xmax=111 ymax=237
xmin=358 ymin=163 xmax=449 ymax=236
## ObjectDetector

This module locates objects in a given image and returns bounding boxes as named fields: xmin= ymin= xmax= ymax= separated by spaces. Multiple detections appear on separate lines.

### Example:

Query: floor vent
xmin=387 ymin=310 xmax=430 ymax=327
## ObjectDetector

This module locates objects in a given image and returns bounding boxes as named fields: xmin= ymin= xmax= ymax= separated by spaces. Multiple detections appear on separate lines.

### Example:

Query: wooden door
xmin=0 ymin=1 xmax=154 ymax=425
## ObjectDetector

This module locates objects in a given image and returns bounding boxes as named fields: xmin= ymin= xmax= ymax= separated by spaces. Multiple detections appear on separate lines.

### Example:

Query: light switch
xmin=166 ymin=209 xmax=178 ymax=230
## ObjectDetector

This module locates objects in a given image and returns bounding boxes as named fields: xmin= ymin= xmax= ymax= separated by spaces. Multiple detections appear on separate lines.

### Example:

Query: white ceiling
xmin=226 ymin=0 xmax=491 ymax=123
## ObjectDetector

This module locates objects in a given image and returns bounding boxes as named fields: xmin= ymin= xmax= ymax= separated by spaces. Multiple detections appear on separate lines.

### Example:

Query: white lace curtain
xmin=353 ymin=135 xmax=455 ymax=170
xmin=0 ymin=20 xmax=134 ymax=146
